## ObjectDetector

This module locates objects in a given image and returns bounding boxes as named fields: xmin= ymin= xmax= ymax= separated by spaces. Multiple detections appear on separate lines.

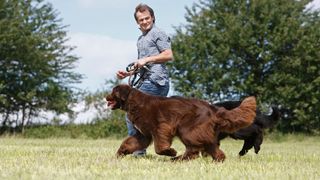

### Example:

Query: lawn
xmin=0 ymin=135 xmax=319 ymax=180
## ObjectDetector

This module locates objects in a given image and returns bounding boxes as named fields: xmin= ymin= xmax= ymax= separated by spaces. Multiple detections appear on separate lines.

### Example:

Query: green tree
xmin=0 ymin=0 xmax=83 ymax=132
xmin=170 ymin=0 xmax=320 ymax=133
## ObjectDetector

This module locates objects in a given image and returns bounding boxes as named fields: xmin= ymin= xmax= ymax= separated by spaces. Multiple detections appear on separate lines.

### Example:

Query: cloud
xmin=67 ymin=32 xmax=136 ymax=91
xmin=307 ymin=0 xmax=320 ymax=10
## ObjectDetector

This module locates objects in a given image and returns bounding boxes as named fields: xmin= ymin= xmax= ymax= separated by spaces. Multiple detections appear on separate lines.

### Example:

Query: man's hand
xmin=134 ymin=57 xmax=149 ymax=68
xmin=116 ymin=70 xmax=131 ymax=79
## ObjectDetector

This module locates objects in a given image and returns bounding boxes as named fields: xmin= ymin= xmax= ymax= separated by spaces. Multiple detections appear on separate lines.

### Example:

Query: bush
xmin=23 ymin=119 xmax=127 ymax=139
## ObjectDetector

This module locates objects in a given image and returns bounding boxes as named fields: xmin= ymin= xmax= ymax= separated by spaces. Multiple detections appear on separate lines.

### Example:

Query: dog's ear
xmin=115 ymin=85 xmax=131 ymax=101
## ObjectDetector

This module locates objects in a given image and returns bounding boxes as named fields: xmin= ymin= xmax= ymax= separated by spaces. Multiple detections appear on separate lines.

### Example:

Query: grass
xmin=0 ymin=135 xmax=319 ymax=180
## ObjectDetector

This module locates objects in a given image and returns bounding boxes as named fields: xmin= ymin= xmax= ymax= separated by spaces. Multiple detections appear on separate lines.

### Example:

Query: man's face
xmin=136 ymin=10 xmax=154 ymax=33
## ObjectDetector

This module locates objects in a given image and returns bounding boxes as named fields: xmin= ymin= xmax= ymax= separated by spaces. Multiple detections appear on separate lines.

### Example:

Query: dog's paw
xmin=116 ymin=148 xmax=130 ymax=158
xmin=239 ymin=149 xmax=248 ymax=156
xmin=214 ymin=149 xmax=226 ymax=162
xmin=164 ymin=148 xmax=178 ymax=157
xmin=116 ymin=151 xmax=125 ymax=158
xmin=156 ymin=148 xmax=177 ymax=157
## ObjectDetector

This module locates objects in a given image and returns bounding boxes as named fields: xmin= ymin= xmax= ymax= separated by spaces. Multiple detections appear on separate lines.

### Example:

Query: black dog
xmin=214 ymin=101 xmax=280 ymax=156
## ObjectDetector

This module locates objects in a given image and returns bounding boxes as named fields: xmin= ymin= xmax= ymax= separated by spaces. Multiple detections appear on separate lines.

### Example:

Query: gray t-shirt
xmin=137 ymin=25 xmax=171 ymax=86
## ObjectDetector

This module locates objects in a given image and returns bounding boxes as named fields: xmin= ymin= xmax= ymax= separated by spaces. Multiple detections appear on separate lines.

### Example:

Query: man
xmin=116 ymin=4 xmax=173 ymax=156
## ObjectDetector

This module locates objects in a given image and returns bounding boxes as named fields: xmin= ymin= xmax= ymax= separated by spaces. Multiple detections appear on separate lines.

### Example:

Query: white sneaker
xmin=132 ymin=150 xmax=146 ymax=157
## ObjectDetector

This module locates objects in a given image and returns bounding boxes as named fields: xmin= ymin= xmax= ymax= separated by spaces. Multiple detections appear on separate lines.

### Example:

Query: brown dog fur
xmin=106 ymin=84 xmax=256 ymax=161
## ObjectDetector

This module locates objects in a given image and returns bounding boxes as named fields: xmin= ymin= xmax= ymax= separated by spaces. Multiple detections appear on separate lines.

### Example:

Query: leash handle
xmin=126 ymin=62 xmax=136 ymax=72
xmin=126 ymin=62 xmax=151 ymax=87
xmin=126 ymin=62 xmax=139 ymax=87
xmin=126 ymin=62 xmax=151 ymax=72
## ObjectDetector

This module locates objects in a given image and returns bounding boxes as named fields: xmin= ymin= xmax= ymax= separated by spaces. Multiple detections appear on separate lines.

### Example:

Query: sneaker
xmin=132 ymin=150 xmax=146 ymax=157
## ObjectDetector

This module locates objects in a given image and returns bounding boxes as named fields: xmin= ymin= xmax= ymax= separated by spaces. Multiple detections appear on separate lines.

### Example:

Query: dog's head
xmin=106 ymin=84 xmax=132 ymax=110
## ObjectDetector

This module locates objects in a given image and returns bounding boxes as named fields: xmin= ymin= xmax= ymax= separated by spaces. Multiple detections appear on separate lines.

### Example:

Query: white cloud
xmin=307 ymin=0 xmax=320 ymax=10
xmin=68 ymin=32 xmax=136 ymax=91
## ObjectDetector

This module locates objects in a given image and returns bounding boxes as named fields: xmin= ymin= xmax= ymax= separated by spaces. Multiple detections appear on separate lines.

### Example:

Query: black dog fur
xmin=214 ymin=101 xmax=280 ymax=156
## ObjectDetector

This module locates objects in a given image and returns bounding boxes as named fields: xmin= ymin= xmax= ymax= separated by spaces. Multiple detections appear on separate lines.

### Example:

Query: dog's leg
xmin=214 ymin=148 xmax=226 ymax=162
xmin=200 ymin=133 xmax=223 ymax=158
xmin=153 ymin=124 xmax=177 ymax=157
xmin=239 ymin=137 xmax=254 ymax=156
xmin=117 ymin=133 xmax=152 ymax=157
xmin=153 ymin=139 xmax=177 ymax=157
xmin=204 ymin=143 xmax=226 ymax=162
xmin=253 ymin=131 xmax=263 ymax=154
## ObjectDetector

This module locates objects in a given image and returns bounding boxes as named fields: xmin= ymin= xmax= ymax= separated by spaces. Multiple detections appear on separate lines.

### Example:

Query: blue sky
xmin=46 ymin=0 xmax=197 ymax=92
xmin=46 ymin=0 xmax=320 ymax=92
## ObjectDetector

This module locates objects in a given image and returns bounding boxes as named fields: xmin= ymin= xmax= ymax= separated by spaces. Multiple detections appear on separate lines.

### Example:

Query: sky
xmin=46 ymin=0 xmax=320 ymax=93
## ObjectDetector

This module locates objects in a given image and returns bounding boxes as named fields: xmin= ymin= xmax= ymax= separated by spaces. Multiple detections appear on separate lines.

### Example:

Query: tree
xmin=169 ymin=0 xmax=320 ymax=133
xmin=0 ymin=0 xmax=83 ymax=132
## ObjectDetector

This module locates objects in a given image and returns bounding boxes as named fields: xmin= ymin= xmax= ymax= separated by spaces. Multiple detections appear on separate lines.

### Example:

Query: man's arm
xmin=135 ymin=49 xmax=173 ymax=68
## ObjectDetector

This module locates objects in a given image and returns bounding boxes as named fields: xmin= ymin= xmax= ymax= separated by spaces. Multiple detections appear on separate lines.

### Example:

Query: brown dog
xmin=106 ymin=84 xmax=256 ymax=161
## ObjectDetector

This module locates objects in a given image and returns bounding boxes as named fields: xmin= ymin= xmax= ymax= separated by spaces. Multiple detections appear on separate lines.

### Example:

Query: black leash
xmin=126 ymin=62 xmax=151 ymax=87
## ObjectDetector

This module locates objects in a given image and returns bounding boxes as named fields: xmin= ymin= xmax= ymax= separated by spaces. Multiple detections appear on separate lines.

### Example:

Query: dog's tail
xmin=214 ymin=96 xmax=256 ymax=133
xmin=256 ymin=106 xmax=281 ymax=129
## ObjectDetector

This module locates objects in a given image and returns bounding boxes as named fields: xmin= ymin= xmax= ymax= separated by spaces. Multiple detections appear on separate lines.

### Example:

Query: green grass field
xmin=0 ymin=135 xmax=319 ymax=180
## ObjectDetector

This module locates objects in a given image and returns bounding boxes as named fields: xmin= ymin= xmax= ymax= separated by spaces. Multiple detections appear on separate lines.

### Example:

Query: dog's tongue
xmin=107 ymin=100 xmax=116 ymax=108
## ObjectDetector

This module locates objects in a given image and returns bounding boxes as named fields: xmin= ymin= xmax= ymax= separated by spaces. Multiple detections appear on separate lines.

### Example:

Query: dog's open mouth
xmin=107 ymin=100 xmax=116 ymax=109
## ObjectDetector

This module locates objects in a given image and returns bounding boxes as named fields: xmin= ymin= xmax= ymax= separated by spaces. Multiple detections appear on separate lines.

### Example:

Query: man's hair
xmin=134 ymin=4 xmax=155 ymax=23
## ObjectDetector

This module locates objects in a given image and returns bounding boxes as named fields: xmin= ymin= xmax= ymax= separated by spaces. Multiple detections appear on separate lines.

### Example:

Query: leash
xmin=126 ymin=62 xmax=151 ymax=87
